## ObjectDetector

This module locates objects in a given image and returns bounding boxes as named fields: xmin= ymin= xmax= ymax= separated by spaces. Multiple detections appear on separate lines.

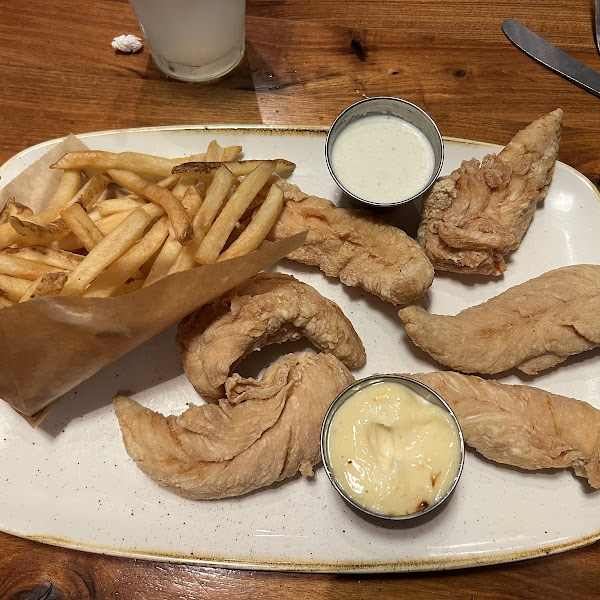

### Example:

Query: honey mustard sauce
xmin=327 ymin=380 xmax=461 ymax=516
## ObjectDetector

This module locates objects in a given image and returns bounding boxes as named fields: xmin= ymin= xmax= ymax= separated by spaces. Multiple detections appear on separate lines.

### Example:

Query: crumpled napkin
xmin=112 ymin=34 xmax=143 ymax=53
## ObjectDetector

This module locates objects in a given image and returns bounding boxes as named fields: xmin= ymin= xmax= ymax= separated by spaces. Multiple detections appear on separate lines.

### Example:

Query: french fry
xmin=113 ymin=278 xmax=144 ymax=296
xmin=2 ymin=246 xmax=84 ymax=270
xmin=138 ymin=244 xmax=161 ymax=277
xmin=69 ymin=172 xmax=111 ymax=211
xmin=0 ymin=198 xmax=33 ymax=224
xmin=0 ymin=224 xmax=18 ymax=250
xmin=141 ymin=185 xmax=203 ymax=282
xmin=168 ymin=241 xmax=196 ymax=275
xmin=51 ymin=151 xmax=208 ymax=178
xmin=155 ymin=174 xmax=181 ymax=190
xmin=240 ymin=185 xmax=270 ymax=221
xmin=223 ymin=221 xmax=245 ymax=247
xmin=35 ymin=169 xmax=83 ymax=224
xmin=109 ymin=174 xmax=179 ymax=202
xmin=165 ymin=186 xmax=204 ymax=275
xmin=60 ymin=203 xmax=104 ymax=251
xmin=0 ymin=252 xmax=66 ymax=281
xmin=0 ymin=274 xmax=31 ymax=302
xmin=217 ymin=184 xmax=284 ymax=262
xmin=95 ymin=202 xmax=165 ymax=236
xmin=223 ymin=145 xmax=243 ymax=161
xmin=171 ymin=175 xmax=198 ymax=200
xmin=106 ymin=179 xmax=203 ymax=284
xmin=19 ymin=271 xmax=68 ymax=302
xmin=51 ymin=233 xmax=82 ymax=252
xmin=0 ymin=169 xmax=81 ymax=249
xmin=36 ymin=271 xmax=68 ymax=297
xmin=107 ymin=169 xmax=193 ymax=243
xmin=83 ymin=218 xmax=170 ymax=298
xmin=205 ymin=140 xmax=222 ymax=161
xmin=180 ymin=184 xmax=203 ymax=217
xmin=60 ymin=207 xmax=153 ymax=297
xmin=193 ymin=166 xmax=234 ymax=236
xmin=173 ymin=159 xmax=295 ymax=178
xmin=114 ymin=173 xmax=179 ymax=206
xmin=130 ymin=269 xmax=145 ymax=280
xmin=194 ymin=161 xmax=276 ymax=265
xmin=59 ymin=205 xmax=145 ymax=278
xmin=9 ymin=216 xmax=70 ymax=247
xmin=142 ymin=237 xmax=182 ymax=288
xmin=87 ymin=207 xmax=101 ymax=221
xmin=0 ymin=296 xmax=14 ymax=309
xmin=94 ymin=214 xmax=127 ymax=235
xmin=166 ymin=166 xmax=235 ymax=274
xmin=205 ymin=140 xmax=242 ymax=162
xmin=96 ymin=197 xmax=146 ymax=217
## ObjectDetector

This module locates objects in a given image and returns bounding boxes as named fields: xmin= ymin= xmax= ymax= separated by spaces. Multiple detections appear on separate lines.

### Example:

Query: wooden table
xmin=1 ymin=0 xmax=599 ymax=597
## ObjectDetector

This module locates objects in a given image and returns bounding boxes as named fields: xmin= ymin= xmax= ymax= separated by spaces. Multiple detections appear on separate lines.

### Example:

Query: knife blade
xmin=502 ymin=18 xmax=600 ymax=98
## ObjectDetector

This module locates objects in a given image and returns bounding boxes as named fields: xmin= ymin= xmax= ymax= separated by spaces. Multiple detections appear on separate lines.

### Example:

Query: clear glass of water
xmin=129 ymin=0 xmax=246 ymax=82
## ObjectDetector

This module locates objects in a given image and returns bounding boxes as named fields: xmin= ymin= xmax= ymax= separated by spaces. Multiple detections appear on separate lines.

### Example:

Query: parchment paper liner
xmin=0 ymin=135 xmax=306 ymax=419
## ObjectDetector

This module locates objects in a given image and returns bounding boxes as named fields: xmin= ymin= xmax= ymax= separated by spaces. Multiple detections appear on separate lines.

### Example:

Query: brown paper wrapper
xmin=0 ymin=135 xmax=306 ymax=418
xmin=0 ymin=134 xmax=91 ymax=211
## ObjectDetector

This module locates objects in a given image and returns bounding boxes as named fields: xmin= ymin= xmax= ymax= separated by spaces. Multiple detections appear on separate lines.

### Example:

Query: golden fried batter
xmin=268 ymin=180 xmax=434 ymax=305
xmin=398 ymin=264 xmax=600 ymax=375
xmin=406 ymin=371 xmax=600 ymax=488
xmin=114 ymin=352 xmax=354 ymax=499
xmin=418 ymin=109 xmax=562 ymax=274
xmin=177 ymin=272 xmax=365 ymax=399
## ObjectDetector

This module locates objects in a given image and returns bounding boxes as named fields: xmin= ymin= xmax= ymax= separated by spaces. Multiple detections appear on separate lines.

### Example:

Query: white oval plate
xmin=0 ymin=126 xmax=599 ymax=573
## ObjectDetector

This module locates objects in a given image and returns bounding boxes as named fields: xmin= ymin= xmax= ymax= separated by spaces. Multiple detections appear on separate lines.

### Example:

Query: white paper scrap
xmin=111 ymin=34 xmax=142 ymax=53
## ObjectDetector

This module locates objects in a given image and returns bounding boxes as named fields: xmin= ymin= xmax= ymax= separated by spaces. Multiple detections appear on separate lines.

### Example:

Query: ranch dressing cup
xmin=326 ymin=98 xmax=444 ymax=207
xmin=128 ymin=0 xmax=246 ymax=82
xmin=321 ymin=375 xmax=464 ymax=521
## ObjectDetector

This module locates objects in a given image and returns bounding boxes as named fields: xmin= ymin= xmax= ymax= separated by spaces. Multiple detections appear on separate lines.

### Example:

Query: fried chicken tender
xmin=418 ymin=109 xmax=562 ymax=274
xmin=176 ymin=272 xmax=365 ymax=399
xmin=114 ymin=352 xmax=354 ymax=500
xmin=406 ymin=371 xmax=600 ymax=488
xmin=398 ymin=264 xmax=600 ymax=375
xmin=267 ymin=180 xmax=434 ymax=305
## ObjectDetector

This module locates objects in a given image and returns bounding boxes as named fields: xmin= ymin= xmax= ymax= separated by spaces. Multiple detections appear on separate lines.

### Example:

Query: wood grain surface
xmin=1 ymin=0 xmax=600 ymax=598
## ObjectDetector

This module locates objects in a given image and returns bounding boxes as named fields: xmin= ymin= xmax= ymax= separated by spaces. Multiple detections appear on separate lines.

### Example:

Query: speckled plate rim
xmin=1 ymin=125 xmax=599 ymax=573
xmin=13 ymin=528 xmax=600 ymax=573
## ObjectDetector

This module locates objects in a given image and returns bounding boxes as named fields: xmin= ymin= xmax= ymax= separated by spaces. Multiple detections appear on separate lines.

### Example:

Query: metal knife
xmin=502 ymin=18 xmax=600 ymax=98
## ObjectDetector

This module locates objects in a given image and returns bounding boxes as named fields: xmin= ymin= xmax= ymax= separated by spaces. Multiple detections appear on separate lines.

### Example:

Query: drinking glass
xmin=129 ymin=0 xmax=246 ymax=82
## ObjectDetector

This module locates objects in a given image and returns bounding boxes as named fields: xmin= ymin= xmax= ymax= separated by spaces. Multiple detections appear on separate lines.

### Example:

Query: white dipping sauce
xmin=328 ymin=381 xmax=461 ymax=517
xmin=329 ymin=114 xmax=435 ymax=204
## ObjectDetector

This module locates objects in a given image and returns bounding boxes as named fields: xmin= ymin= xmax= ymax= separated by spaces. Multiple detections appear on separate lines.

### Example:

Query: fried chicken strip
xmin=418 ymin=109 xmax=562 ymax=274
xmin=267 ymin=180 xmax=434 ymax=305
xmin=177 ymin=272 xmax=365 ymax=399
xmin=406 ymin=371 xmax=600 ymax=488
xmin=399 ymin=264 xmax=600 ymax=375
xmin=114 ymin=352 xmax=354 ymax=500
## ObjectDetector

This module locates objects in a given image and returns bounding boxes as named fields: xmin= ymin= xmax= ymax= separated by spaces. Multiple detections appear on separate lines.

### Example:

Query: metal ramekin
xmin=325 ymin=97 xmax=444 ymax=207
xmin=321 ymin=374 xmax=464 ymax=521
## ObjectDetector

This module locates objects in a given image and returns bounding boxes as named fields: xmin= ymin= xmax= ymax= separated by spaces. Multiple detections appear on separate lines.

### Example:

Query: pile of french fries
xmin=0 ymin=140 xmax=295 ymax=309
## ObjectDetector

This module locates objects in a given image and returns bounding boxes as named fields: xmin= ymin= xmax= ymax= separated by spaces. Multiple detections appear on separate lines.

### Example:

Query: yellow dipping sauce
xmin=327 ymin=380 xmax=461 ymax=517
